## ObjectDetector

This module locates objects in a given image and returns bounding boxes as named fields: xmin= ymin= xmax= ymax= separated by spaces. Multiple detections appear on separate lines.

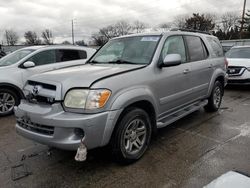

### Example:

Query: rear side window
xmin=28 ymin=50 xmax=56 ymax=66
xmin=56 ymin=50 xmax=87 ymax=62
xmin=207 ymin=37 xmax=224 ymax=57
xmin=185 ymin=36 xmax=208 ymax=62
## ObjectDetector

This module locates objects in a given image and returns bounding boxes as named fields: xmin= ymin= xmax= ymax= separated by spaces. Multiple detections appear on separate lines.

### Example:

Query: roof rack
xmin=170 ymin=28 xmax=211 ymax=35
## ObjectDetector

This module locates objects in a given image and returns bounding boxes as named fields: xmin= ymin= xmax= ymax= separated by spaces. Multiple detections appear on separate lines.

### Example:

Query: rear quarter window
xmin=79 ymin=50 xmax=87 ymax=59
xmin=56 ymin=49 xmax=87 ymax=62
xmin=207 ymin=37 xmax=224 ymax=57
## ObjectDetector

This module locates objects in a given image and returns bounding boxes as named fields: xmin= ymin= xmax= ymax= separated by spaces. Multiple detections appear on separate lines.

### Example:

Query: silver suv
xmin=15 ymin=31 xmax=227 ymax=163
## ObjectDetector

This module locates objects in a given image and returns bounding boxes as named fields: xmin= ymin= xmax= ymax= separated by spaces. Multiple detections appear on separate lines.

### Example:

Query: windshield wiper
xmin=89 ymin=60 xmax=101 ymax=64
xmin=108 ymin=59 xmax=139 ymax=65
xmin=89 ymin=59 xmax=142 ymax=65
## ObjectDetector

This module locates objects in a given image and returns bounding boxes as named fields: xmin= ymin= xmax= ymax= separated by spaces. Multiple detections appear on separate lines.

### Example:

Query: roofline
xmin=111 ymin=30 xmax=216 ymax=40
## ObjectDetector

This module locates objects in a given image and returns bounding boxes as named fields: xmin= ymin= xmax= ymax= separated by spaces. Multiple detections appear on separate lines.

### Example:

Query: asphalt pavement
xmin=0 ymin=86 xmax=250 ymax=188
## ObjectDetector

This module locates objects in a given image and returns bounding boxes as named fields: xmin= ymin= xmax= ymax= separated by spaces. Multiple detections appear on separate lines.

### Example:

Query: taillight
xmin=224 ymin=58 xmax=228 ymax=70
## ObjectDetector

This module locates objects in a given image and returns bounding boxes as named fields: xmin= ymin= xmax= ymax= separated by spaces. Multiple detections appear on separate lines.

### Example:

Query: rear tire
xmin=111 ymin=108 xmax=152 ymax=164
xmin=0 ymin=88 xmax=19 ymax=117
xmin=204 ymin=81 xmax=223 ymax=112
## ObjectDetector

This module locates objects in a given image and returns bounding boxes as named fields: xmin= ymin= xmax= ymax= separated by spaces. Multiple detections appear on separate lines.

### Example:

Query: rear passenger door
xmin=184 ymin=35 xmax=212 ymax=100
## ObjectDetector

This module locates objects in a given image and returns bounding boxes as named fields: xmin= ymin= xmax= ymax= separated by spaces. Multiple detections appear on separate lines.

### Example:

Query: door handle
xmin=183 ymin=69 xmax=190 ymax=74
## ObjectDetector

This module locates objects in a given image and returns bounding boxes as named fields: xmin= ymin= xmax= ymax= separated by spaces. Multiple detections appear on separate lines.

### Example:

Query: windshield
xmin=225 ymin=47 xmax=250 ymax=59
xmin=0 ymin=49 xmax=35 ymax=67
xmin=89 ymin=36 xmax=161 ymax=65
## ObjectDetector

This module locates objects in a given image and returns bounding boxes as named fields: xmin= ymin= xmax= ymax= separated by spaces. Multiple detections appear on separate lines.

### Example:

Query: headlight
xmin=64 ymin=89 xmax=111 ymax=109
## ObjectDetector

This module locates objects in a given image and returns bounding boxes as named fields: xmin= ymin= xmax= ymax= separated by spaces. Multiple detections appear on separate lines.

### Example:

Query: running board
xmin=157 ymin=100 xmax=208 ymax=129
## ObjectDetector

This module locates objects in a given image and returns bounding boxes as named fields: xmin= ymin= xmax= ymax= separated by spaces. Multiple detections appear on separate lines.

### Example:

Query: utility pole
xmin=71 ymin=19 xmax=75 ymax=45
xmin=240 ymin=0 xmax=247 ymax=38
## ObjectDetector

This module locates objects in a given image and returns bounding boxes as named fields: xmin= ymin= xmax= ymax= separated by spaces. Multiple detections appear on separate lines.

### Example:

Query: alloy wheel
xmin=0 ymin=92 xmax=15 ymax=114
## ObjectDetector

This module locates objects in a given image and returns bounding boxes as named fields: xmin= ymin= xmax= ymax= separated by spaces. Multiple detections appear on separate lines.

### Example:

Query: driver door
xmin=153 ymin=35 xmax=193 ymax=116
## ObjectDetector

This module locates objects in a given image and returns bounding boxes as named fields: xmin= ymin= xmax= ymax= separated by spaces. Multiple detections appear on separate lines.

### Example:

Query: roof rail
xmin=170 ymin=28 xmax=211 ymax=35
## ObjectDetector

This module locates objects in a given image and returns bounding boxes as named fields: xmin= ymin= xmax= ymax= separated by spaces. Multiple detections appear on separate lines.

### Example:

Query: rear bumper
xmin=15 ymin=100 xmax=121 ymax=150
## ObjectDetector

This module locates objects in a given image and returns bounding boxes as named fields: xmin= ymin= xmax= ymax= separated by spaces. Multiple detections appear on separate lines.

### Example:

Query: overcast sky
xmin=0 ymin=0 xmax=248 ymax=44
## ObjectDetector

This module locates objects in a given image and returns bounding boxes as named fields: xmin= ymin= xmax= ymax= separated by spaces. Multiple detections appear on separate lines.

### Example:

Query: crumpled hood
xmin=29 ymin=64 xmax=144 ymax=88
xmin=227 ymin=58 xmax=250 ymax=68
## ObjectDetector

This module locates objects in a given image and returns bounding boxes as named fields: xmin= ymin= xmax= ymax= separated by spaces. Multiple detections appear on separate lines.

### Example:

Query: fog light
xmin=74 ymin=128 xmax=84 ymax=137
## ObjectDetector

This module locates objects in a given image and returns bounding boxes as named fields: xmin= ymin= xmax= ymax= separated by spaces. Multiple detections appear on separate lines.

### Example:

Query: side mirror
xmin=23 ymin=61 xmax=35 ymax=68
xmin=160 ymin=54 xmax=182 ymax=68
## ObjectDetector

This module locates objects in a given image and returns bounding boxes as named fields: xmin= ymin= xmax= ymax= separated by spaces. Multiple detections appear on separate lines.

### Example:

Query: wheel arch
xmin=0 ymin=83 xmax=24 ymax=99
xmin=102 ymin=98 xmax=157 ymax=146
xmin=208 ymin=70 xmax=225 ymax=96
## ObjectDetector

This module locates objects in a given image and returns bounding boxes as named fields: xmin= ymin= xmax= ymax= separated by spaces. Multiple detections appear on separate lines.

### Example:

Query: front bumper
xmin=227 ymin=70 xmax=250 ymax=85
xmin=15 ymin=100 xmax=121 ymax=150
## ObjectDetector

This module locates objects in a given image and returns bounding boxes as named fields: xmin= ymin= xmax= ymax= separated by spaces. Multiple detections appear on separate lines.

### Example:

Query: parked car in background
xmin=0 ymin=45 xmax=96 ymax=116
xmin=15 ymin=31 xmax=227 ymax=163
xmin=0 ymin=45 xmax=6 ymax=59
xmin=221 ymin=44 xmax=232 ymax=53
xmin=226 ymin=46 xmax=250 ymax=85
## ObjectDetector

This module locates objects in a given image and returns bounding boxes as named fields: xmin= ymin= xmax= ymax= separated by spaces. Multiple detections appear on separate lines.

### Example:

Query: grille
xmin=26 ymin=94 xmax=55 ymax=105
xmin=227 ymin=66 xmax=244 ymax=75
xmin=28 ymin=80 xmax=56 ymax=91
xmin=17 ymin=118 xmax=54 ymax=136
xmin=26 ymin=80 xmax=57 ymax=105
xmin=228 ymin=79 xmax=250 ymax=84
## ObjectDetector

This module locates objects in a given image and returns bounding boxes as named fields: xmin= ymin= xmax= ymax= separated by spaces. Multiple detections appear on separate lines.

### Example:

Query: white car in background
xmin=226 ymin=46 xmax=250 ymax=85
xmin=0 ymin=45 xmax=96 ymax=116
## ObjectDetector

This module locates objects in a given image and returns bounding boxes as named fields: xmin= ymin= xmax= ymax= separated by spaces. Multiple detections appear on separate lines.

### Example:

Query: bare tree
xmin=157 ymin=22 xmax=172 ymax=31
xmin=4 ymin=30 xmax=19 ymax=45
xmin=75 ymin=40 xmax=87 ymax=46
xmin=24 ymin=31 xmax=41 ymax=45
xmin=173 ymin=14 xmax=188 ymax=28
xmin=92 ymin=20 xmax=133 ymax=46
xmin=221 ymin=12 xmax=240 ymax=32
xmin=92 ymin=34 xmax=108 ymax=46
xmin=115 ymin=20 xmax=132 ymax=36
xmin=41 ymin=29 xmax=53 ymax=44
xmin=132 ymin=20 xmax=146 ymax=33
xmin=61 ymin=40 xmax=71 ymax=45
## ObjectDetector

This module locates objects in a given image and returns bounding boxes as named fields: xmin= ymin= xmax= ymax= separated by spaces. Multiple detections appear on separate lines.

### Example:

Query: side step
xmin=157 ymin=100 xmax=208 ymax=129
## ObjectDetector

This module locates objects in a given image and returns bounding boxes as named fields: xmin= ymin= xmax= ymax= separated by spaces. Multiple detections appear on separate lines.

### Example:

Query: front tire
xmin=0 ymin=88 xmax=19 ymax=117
xmin=204 ymin=81 xmax=223 ymax=112
xmin=111 ymin=108 xmax=152 ymax=164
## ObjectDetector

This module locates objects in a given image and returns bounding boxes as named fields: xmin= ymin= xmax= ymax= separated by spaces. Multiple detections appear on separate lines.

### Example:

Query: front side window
xmin=161 ymin=36 xmax=186 ymax=63
xmin=185 ymin=36 xmax=208 ymax=62
xmin=0 ymin=49 xmax=34 ymax=67
xmin=28 ymin=50 xmax=56 ymax=66
xmin=226 ymin=47 xmax=250 ymax=59
xmin=89 ymin=36 xmax=161 ymax=65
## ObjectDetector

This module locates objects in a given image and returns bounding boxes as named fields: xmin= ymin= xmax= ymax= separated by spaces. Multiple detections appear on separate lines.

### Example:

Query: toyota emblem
xmin=32 ymin=85 xmax=41 ymax=96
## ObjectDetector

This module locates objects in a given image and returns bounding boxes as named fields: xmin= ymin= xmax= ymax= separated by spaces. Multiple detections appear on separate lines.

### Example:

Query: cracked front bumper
xmin=15 ymin=100 xmax=120 ymax=150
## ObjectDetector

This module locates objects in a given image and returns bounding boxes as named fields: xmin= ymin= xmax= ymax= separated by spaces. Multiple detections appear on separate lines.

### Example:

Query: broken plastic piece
xmin=75 ymin=138 xmax=87 ymax=162
xmin=11 ymin=164 xmax=32 ymax=181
